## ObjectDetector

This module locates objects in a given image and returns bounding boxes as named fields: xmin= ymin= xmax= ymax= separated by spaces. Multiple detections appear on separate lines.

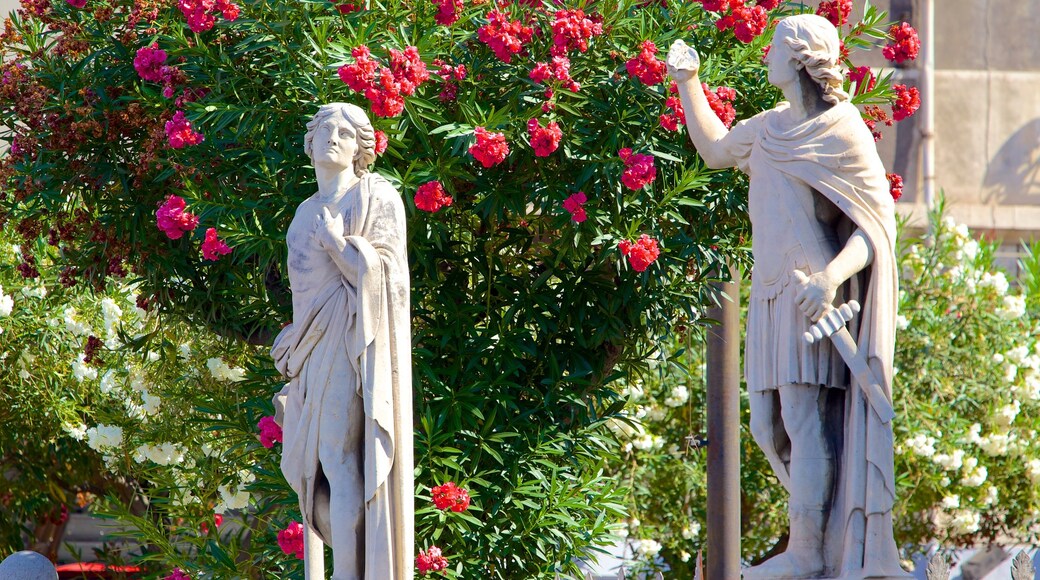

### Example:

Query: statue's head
xmin=304 ymin=103 xmax=377 ymax=177
xmin=770 ymin=14 xmax=849 ymax=106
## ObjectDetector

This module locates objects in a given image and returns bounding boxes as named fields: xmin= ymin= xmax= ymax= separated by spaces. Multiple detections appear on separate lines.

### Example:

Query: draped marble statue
xmin=668 ymin=15 xmax=911 ymax=579
xmin=272 ymin=102 xmax=414 ymax=580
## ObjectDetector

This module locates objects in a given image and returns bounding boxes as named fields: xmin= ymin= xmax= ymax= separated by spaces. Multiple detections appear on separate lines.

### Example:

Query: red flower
xmin=431 ymin=482 xmax=471 ymax=512
xmin=562 ymin=192 xmax=588 ymax=223
xmin=374 ymin=130 xmax=388 ymax=155
xmin=659 ymin=95 xmax=685 ymax=132
xmin=364 ymin=68 xmax=406 ymax=118
xmin=887 ymin=173 xmax=903 ymax=201
xmin=162 ymin=569 xmax=191 ymax=580
xmin=891 ymin=84 xmax=920 ymax=121
xmin=432 ymin=0 xmax=463 ymax=25
xmin=416 ymin=546 xmax=449 ymax=574
xmin=883 ymin=23 xmax=920 ymax=64
xmin=199 ymin=513 xmax=224 ymax=535
xmin=156 ymin=195 xmax=199 ymax=240
xmin=201 ymin=228 xmax=232 ymax=261
xmin=133 ymin=44 xmax=167 ymax=82
xmin=165 ymin=111 xmax=204 ymax=149
xmin=66 ymin=0 xmax=87 ymax=7
xmin=618 ymin=234 xmax=661 ymax=272
xmin=625 ymin=40 xmax=667 ymax=86
xmin=529 ymin=57 xmax=580 ymax=92
xmin=338 ymin=46 xmax=378 ymax=92
xmin=815 ymin=0 xmax=851 ymax=27
xmin=177 ymin=0 xmax=239 ymax=32
xmin=414 ymin=181 xmax=453 ymax=212
xmin=257 ymin=416 xmax=283 ymax=448
xmin=388 ymin=46 xmax=429 ymax=96
xmin=618 ymin=148 xmax=656 ymax=191
xmin=863 ymin=105 xmax=892 ymax=141
xmin=527 ymin=118 xmax=562 ymax=157
xmin=336 ymin=2 xmax=362 ymax=14
xmin=703 ymin=83 xmax=736 ymax=128
xmin=847 ymin=65 xmax=875 ymax=94
xmin=731 ymin=5 xmax=768 ymax=43
xmin=549 ymin=9 xmax=603 ymax=57
xmin=340 ymin=45 xmax=428 ymax=118
xmin=277 ymin=521 xmax=305 ymax=560
xmin=477 ymin=10 xmax=533 ymax=64
xmin=757 ymin=0 xmax=781 ymax=9
xmin=469 ymin=127 xmax=509 ymax=168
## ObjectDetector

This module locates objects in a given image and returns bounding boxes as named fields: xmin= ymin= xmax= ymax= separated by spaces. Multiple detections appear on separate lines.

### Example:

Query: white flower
xmin=18 ymin=369 xmax=29 ymax=379
xmin=620 ymin=381 xmax=645 ymax=401
xmin=215 ymin=484 xmax=250 ymax=513
xmin=646 ymin=407 xmax=667 ymax=422
xmin=681 ymin=521 xmax=701 ymax=539
xmin=1008 ymin=346 xmax=1030 ymax=364
xmin=941 ymin=495 xmax=960 ymax=509
xmin=133 ymin=443 xmax=185 ymax=465
xmin=21 ymin=284 xmax=46 ymax=299
xmin=949 ymin=509 xmax=981 ymax=535
xmin=895 ymin=314 xmax=909 ymax=330
xmin=982 ymin=486 xmax=998 ymax=507
xmin=0 ymin=291 xmax=13 ymax=317
xmin=680 ymin=551 xmax=691 ymax=563
xmin=993 ymin=353 xmax=1005 ymax=364
xmin=632 ymin=434 xmax=664 ymax=452
xmin=1005 ymin=363 xmax=1019 ymax=382
xmin=100 ymin=297 xmax=123 ymax=334
xmin=978 ymin=432 xmax=1013 ymax=456
xmin=664 ymin=385 xmax=690 ymax=408
xmin=960 ymin=459 xmax=987 ymax=487
xmin=906 ymin=434 xmax=937 ymax=457
xmin=633 ymin=538 xmax=662 ymax=559
xmin=207 ymin=358 xmax=246 ymax=382
xmin=129 ymin=369 xmax=148 ymax=393
xmin=963 ymin=423 xmax=982 ymax=445
xmin=66 ymin=423 xmax=88 ymax=441
xmin=178 ymin=343 xmax=192 ymax=360
xmin=63 ymin=307 xmax=92 ymax=337
xmin=961 ymin=239 xmax=979 ymax=261
xmin=933 ymin=449 xmax=964 ymax=471
xmin=85 ymin=424 xmax=123 ymax=451
xmin=72 ymin=359 xmax=98 ymax=382
xmin=994 ymin=401 xmax=1020 ymax=427
xmin=99 ymin=371 xmax=118 ymax=395
xmin=978 ymin=272 xmax=1009 ymax=295
xmin=141 ymin=391 xmax=161 ymax=415
xmin=939 ymin=476 xmax=951 ymax=487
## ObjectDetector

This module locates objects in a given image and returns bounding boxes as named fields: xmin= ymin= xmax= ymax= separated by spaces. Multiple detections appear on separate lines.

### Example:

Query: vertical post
xmin=705 ymin=266 xmax=741 ymax=580
xmin=303 ymin=520 xmax=325 ymax=579
xmin=920 ymin=0 xmax=936 ymax=211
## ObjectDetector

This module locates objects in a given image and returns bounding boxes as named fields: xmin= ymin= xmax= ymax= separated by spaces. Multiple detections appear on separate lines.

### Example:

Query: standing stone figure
xmin=668 ymin=15 xmax=911 ymax=579
xmin=272 ymin=102 xmax=414 ymax=580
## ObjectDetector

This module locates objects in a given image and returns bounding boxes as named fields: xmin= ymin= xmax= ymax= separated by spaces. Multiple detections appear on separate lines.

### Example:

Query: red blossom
xmin=388 ymin=46 xmax=429 ymax=96
xmin=431 ymin=482 xmax=471 ymax=512
xmin=549 ymin=9 xmax=603 ymax=57
xmin=165 ymin=110 xmax=204 ymax=149
xmin=815 ymin=0 xmax=851 ymax=27
xmin=374 ymin=130 xmax=388 ymax=155
xmin=414 ymin=181 xmax=453 ymax=212
xmin=258 ymin=416 xmax=283 ymax=448
xmin=618 ymin=234 xmax=661 ymax=272
xmin=156 ymin=195 xmax=199 ymax=240
xmin=277 ymin=521 xmax=305 ymax=560
xmin=730 ymin=5 xmax=768 ymax=43
xmin=562 ymin=191 xmax=588 ymax=223
xmin=336 ymin=2 xmax=362 ymax=13
xmin=477 ymin=10 xmax=533 ymax=64
xmin=199 ymin=513 xmax=223 ymax=535
xmin=133 ymin=44 xmax=167 ymax=82
xmin=883 ymin=23 xmax=920 ymax=64
xmin=338 ymin=46 xmax=379 ymax=92
xmin=66 ymin=0 xmax=86 ymax=7
xmin=177 ymin=0 xmax=239 ymax=32
xmin=433 ymin=0 xmax=463 ymax=25
xmin=416 ymin=546 xmax=449 ymax=574
xmin=364 ymin=68 xmax=406 ymax=118
xmin=659 ymin=95 xmax=685 ymax=132
xmin=618 ymin=148 xmax=656 ymax=190
xmin=529 ymin=56 xmax=580 ymax=92
xmin=757 ymin=0 xmax=781 ymax=9
xmin=162 ymin=569 xmax=191 ymax=580
xmin=887 ymin=173 xmax=904 ymax=201
xmin=340 ymin=45 xmax=428 ymax=118
xmin=847 ymin=65 xmax=875 ymax=94
xmin=863 ymin=104 xmax=891 ymax=141
xmin=201 ymin=228 xmax=232 ymax=261
xmin=469 ymin=127 xmax=509 ymax=168
xmin=527 ymin=118 xmax=562 ymax=157
xmin=625 ymin=40 xmax=667 ymax=86
xmin=891 ymin=84 xmax=920 ymax=121
xmin=703 ymin=83 xmax=736 ymax=128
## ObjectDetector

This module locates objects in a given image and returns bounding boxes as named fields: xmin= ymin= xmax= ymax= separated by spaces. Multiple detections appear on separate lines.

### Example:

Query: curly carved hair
xmin=777 ymin=14 xmax=850 ymax=106
xmin=304 ymin=102 xmax=377 ymax=176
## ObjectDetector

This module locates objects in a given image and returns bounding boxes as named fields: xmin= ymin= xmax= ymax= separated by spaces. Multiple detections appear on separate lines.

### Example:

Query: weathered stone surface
xmin=0 ymin=551 xmax=58 ymax=580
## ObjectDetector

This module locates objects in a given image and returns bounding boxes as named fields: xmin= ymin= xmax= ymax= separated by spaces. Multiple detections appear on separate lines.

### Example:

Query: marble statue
xmin=668 ymin=14 xmax=911 ymax=579
xmin=272 ymin=102 xmax=414 ymax=580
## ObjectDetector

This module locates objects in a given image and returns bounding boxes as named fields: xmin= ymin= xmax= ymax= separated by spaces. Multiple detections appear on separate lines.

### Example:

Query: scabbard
xmin=828 ymin=327 xmax=895 ymax=424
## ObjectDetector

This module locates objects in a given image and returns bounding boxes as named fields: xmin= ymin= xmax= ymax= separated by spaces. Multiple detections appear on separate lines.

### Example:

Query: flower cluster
xmin=530 ymin=56 xmax=579 ymax=93
xmin=416 ymin=546 xmax=449 ymax=574
xmin=863 ymin=105 xmax=892 ymax=141
xmin=886 ymin=173 xmax=903 ymax=201
xmin=891 ymin=84 xmax=921 ymax=121
xmin=848 ymin=65 xmax=876 ymax=95
xmin=133 ymin=44 xmax=167 ymax=83
xmin=431 ymin=481 xmax=471 ymax=512
xmin=432 ymin=0 xmax=463 ymax=26
xmin=659 ymin=83 xmax=686 ymax=132
xmin=277 ymin=521 xmax=305 ymax=559
xmin=176 ymin=0 xmax=240 ymax=33
xmin=257 ymin=416 xmax=282 ymax=448
xmin=715 ymin=3 xmax=769 ymax=43
xmin=477 ymin=10 xmax=533 ymax=64
xmin=549 ymin=9 xmax=603 ymax=57
xmin=469 ymin=127 xmax=509 ymax=168
xmin=414 ymin=181 xmax=453 ymax=213
xmin=155 ymin=195 xmax=199 ymax=240
xmin=527 ymin=118 xmax=562 ymax=157
xmin=162 ymin=569 xmax=191 ymax=580
xmin=815 ymin=0 xmax=852 ymax=27
xmin=374 ymin=130 xmax=388 ymax=155
xmin=201 ymin=228 xmax=232 ymax=261
xmin=562 ymin=192 xmax=588 ymax=223
xmin=165 ymin=111 xmax=204 ymax=149
xmin=883 ymin=23 xmax=920 ymax=64
xmin=618 ymin=148 xmax=656 ymax=191
xmin=433 ymin=60 xmax=467 ymax=102
xmin=626 ymin=41 xmax=666 ymax=86
xmin=338 ymin=45 xmax=429 ymax=118
xmin=703 ymin=84 xmax=737 ymax=128
xmin=619 ymin=234 xmax=661 ymax=273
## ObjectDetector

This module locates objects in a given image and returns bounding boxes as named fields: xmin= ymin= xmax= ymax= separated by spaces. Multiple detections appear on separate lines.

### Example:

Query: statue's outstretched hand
xmin=793 ymin=269 xmax=837 ymax=322
xmin=314 ymin=206 xmax=346 ymax=252
xmin=666 ymin=39 xmax=701 ymax=83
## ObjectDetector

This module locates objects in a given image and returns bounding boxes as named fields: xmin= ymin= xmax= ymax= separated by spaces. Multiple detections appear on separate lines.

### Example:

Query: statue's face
xmin=766 ymin=31 xmax=798 ymax=88
xmin=311 ymin=114 xmax=358 ymax=172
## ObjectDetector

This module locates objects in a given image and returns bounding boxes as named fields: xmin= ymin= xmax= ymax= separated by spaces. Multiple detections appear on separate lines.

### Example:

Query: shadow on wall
xmin=983 ymin=117 xmax=1040 ymax=206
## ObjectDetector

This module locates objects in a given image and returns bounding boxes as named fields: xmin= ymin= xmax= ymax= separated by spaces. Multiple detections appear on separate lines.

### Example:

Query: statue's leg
xmin=319 ymin=391 xmax=366 ymax=580
xmin=748 ymin=389 xmax=792 ymax=491
xmin=304 ymin=518 xmax=326 ymax=580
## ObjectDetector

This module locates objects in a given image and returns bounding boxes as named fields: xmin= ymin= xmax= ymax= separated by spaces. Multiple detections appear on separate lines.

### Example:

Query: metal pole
xmin=920 ymin=0 xmax=936 ymax=210
xmin=705 ymin=266 xmax=741 ymax=580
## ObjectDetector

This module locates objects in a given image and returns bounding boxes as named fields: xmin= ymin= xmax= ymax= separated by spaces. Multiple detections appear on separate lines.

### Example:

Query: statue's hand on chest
xmin=313 ymin=206 xmax=347 ymax=253
xmin=287 ymin=205 xmax=347 ymax=276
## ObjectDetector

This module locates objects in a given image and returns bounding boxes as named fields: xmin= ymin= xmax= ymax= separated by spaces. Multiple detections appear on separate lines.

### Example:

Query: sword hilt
xmin=803 ymin=301 xmax=861 ymax=344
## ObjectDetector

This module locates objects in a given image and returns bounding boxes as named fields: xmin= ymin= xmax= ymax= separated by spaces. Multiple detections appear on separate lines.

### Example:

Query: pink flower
xmin=431 ymin=482 xmax=471 ymax=512
xmin=659 ymin=94 xmax=685 ymax=132
xmin=66 ymin=0 xmax=86 ymax=7
xmin=277 ymin=521 xmax=305 ymax=560
xmin=201 ymin=228 xmax=232 ymax=261
xmin=562 ymin=192 xmax=588 ymax=223
xmin=134 ymin=45 xmax=167 ymax=82
xmin=618 ymin=234 xmax=661 ymax=272
xmin=165 ymin=111 xmax=204 ymax=149
xmin=703 ymin=83 xmax=736 ymax=128
xmin=847 ymin=65 xmax=875 ymax=94
xmin=199 ymin=513 xmax=223 ymax=535
xmin=549 ymin=9 xmax=603 ymax=57
xmin=340 ymin=45 xmax=427 ymax=118
xmin=815 ymin=0 xmax=851 ymax=27
xmin=891 ymin=84 xmax=920 ymax=121
xmin=338 ymin=45 xmax=379 ymax=92
xmin=434 ymin=60 xmax=466 ymax=102
xmin=388 ymin=46 xmax=429 ymax=96
xmin=416 ymin=546 xmax=449 ymax=574
xmin=477 ymin=10 xmax=534 ymax=64
xmin=364 ymin=68 xmax=406 ymax=118
xmin=619 ymin=148 xmax=656 ymax=190
xmin=730 ymin=5 xmax=768 ymax=43
xmin=529 ymin=56 xmax=579 ymax=92
xmin=336 ymin=1 xmax=362 ymax=13
xmin=177 ymin=0 xmax=238 ymax=32
xmin=887 ymin=173 xmax=903 ymax=201
xmin=414 ymin=181 xmax=453 ymax=212
xmin=374 ymin=130 xmax=388 ymax=155
xmin=757 ymin=0 xmax=781 ymax=9
xmin=527 ymin=118 xmax=562 ymax=157
xmin=433 ymin=0 xmax=463 ymax=25
xmin=257 ymin=416 xmax=283 ymax=448
xmin=469 ymin=127 xmax=509 ymax=168
xmin=626 ymin=40 xmax=667 ymax=86
xmin=156 ymin=195 xmax=199 ymax=240
xmin=883 ymin=23 xmax=920 ymax=64
xmin=162 ymin=569 xmax=191 ymax=580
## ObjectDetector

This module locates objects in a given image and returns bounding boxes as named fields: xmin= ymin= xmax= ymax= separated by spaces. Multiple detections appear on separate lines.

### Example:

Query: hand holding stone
xmin=793 ymin=269 xmax=837 ymax=322
xmin=666 ymin=39 xmax=701 ymax=82
xmin=314 ymin=206 xmax=346 ymax=252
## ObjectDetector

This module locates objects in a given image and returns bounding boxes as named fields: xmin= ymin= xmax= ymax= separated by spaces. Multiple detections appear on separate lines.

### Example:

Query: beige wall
xmin=1 ymin=0 xmax=17 ymax=19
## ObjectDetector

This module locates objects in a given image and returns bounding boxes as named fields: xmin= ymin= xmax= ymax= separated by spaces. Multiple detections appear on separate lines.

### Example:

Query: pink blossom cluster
xmin=886 ymin=173 xmax=903 ymax=201
xmin=431 ymin=482 xmax=471 ymax=512
xmin=883 ymin=23 xmax=920 ymax=64
xmin=257 ymin=416 xmax=283 ymax=448
xmin=891 ymin=84 xmax=920 ymax=121
xmin=201 ymin=228 xmax=232 ymax=261
xmin=176 ymin=0 xmax=240 ymax=33
xmin=433 ymin=0 xmax=463 ymax=26
xmin=815 ymin=0 xmax=851 ymax=27
xmin=433 ymin=59 xmax=467 ymax=102
xmin=416 ymin=546 xmax=449 ymax=574
xmin=703 ymin=83 xmax=737 ymax=128
xmin=863 ymin=105 xmax=892 ymax=141
xmin=199 ymin=513 xmax=223 ymax=535
xmin=133 ymin=44 xmax=167 ymax=82
xmin=414 ymin=180 xmax=453 ymax=212
xmin=165 ymin=110 xmax=204 ymax=149
xmin=477 ymin=10 xmax=533 ymax=64
xmin=549 ymin=9 xmax=603 ymax=57
xmin=659 ymin=83 xmax=686 ymax=132
xmin=625 ymin=41 xmax=667 ymax=86
xmin=277 ymin=521 xmax=305 ymax=559
xmin=697 ymin=0 xmax=775 ymax=43
xmin=562 ymin=192 xmax=588 ymax=223
xmin=527 ymin=118 xmax=562 ymax=157
xmin=618 ymin=148 xmax=656 ymax=191
xmin=338 ymin=45 xmax=429 ymax=118
xmin=374 ymin=130 xmax=389 ymax=155
xmin=156 ymin=195 xmax=199 ymax=240
xmin=162 ymin=569 xmax=191 ymax=580
xmin=469 ymin=127 xmax=509 ymax=168
xmin=336 ymin=2 xmax=362 ymax=14
xmin=66 ymin=0 xmax=86 ymax=8
xmin=619 ymin=234 xmax=661 ymax=272
xmin=530 ymin=56 xmax=579 ymax=93
xmin=847 ymin=65 xmax=875 ymax=95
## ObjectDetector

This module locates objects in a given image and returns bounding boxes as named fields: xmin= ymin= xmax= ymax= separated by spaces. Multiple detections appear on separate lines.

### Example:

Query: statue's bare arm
xmin=667 ymin=40 xmax=741 ymax=169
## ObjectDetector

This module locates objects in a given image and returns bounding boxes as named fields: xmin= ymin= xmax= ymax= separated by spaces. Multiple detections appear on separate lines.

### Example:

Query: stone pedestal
xmin=0 ymin=551 xmax=58 ymax=580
